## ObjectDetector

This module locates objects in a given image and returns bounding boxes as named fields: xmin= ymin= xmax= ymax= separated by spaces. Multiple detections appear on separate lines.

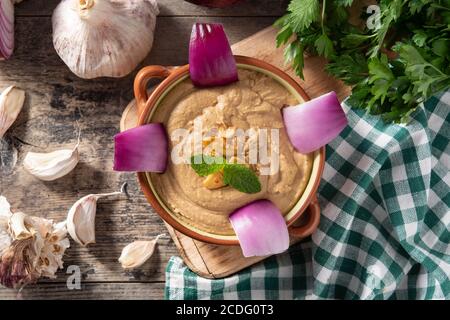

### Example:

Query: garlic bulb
xmin=52 ymin=0 xmax=159 ymax=79
xmin=0 ymin=86 xmax=25 ymax=138
xmin=118 ymin=234 xmax=165 ymax=269
xmin=0 ymin=196 xmax=70 ymax=289
xmin=23 ymin=142 xmax=79 ymax=181
xmin=66 ymin=183 xmax=126 ymax=246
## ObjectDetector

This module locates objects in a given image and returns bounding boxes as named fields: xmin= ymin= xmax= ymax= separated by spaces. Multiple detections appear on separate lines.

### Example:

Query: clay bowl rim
xmin=136 ymin=55 xmax=325 ymax=246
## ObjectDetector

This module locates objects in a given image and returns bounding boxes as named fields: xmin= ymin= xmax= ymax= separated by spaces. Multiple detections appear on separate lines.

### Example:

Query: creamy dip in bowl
xmin=134 ymin=56 xmax=324 ymax=245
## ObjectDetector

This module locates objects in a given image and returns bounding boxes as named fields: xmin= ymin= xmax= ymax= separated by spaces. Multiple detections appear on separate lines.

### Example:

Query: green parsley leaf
xmin=287 ymin=0 xmax=320 ymax=33
xmin=412 ymin=30 xmax=428 ymax=48
xmin=432 ymin=39 xmax=449 ymax=58
xmin=398 ymin=44 xmax=450 ymax=100
xmin=334 ymin=0 xmax=354 ymax=7
xmin=314 ymin=33 xmax=334 ymax=58
xmin=223 ymin=165 xmax=262 ymax=194
xmin=341 ymin=33 xmax=375 ymax=48
xmin=326 ymin=54 xmax=369 ymax=85
xmin=368 ymin=55 xmax=395 ymax=83
xmin=276 ymin=23 xmax=294 ymax=48
xmin=408 ymin=0 xmax=432 ymax=14
xmin=284 ymin=40 xmax=305 ymax=79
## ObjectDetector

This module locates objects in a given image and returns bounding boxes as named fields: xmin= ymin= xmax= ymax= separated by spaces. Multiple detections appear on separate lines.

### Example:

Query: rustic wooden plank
xmin=15 ymin=0 xmax=288 ymax=17
xmin=0 ymin=282 xmax=165 ymax=299
xmin=166 ymin=223 xmax=212 ymax=277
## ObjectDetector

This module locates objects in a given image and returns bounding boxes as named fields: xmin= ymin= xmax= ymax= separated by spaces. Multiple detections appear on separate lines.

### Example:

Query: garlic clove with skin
xmin=52 ymin=0 xmax=159 ymax=79
xmin=66 ymin=183 xmax=126 ymax=246
xmin=118 ymin=234 xmax=166 ymax=270
xmin=23 ymin=142 xmax=79 ymax=181
xmin=0 ymin=86 xmax=25 ymax=138
xmin=66 ymin=194 xmax=97 ymax=246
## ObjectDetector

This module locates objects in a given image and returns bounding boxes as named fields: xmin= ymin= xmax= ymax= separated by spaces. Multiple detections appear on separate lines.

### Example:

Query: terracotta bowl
xmin=133 ymin=56 xmax=325 ymax=245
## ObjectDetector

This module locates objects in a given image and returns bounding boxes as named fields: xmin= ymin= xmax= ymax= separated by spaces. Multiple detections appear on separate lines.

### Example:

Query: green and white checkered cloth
xmin=165 ymin=92 xmax=450 ymax=300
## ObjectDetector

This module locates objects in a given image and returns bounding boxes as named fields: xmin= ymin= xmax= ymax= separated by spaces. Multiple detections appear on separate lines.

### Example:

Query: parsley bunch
xmin=276 ymin=0 xmax=450 ymax=122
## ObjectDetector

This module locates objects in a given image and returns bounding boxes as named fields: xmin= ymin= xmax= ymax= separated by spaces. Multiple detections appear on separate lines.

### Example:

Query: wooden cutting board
xmin=120 ymin=26 xmax=350 ymax=279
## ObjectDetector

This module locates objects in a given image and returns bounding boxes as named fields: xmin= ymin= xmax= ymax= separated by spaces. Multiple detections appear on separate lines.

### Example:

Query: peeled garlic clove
xmin=0 ymin=86 xmax=25 ymax=138
xmin=23 ymin=145 xmax=79 ymax=181
xmin=8 ymin=212 xmax=33 ymax=240
xmin=66 ymin=184 xmax=126 ymax=246
xmin=52 ymin=0 xmax=159 ymax=79
xmin=118 ymin=234 xmax=165 ymax=269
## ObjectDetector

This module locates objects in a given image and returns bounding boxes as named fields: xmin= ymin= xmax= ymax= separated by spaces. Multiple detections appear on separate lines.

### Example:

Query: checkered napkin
xmin=165 ymin=92 xmax=450 ymax=300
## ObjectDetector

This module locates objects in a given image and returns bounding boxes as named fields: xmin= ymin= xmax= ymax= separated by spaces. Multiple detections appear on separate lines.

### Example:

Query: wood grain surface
xmin=0 ymin=0 xmax=290 ymax=300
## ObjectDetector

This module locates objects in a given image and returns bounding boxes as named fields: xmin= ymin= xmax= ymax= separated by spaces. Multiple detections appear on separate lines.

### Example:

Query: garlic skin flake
xmin=66 ymin=184 xmax=126 ymax=246
xmin=52 ymin=0 xmax=159 ymax=79
xmin=0 ymin=196 xmax=70 ymax=289
xmin=0 ymin=86 xmax=25 ymax=138
xmin=8 ymin=211 xmax=33 ymax=240
xmin=23 ymin=144 xmax=79 ymax=181
xmin=118 ymin=234 xmax=165 ymax=269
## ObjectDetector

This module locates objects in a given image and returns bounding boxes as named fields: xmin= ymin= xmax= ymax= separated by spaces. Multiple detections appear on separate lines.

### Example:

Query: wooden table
xmin=0 ymin=0 xmax=289 ymax=300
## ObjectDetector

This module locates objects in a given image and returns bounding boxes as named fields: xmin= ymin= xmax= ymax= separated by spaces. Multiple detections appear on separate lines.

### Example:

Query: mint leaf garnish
xmin=190 ymin=155 xmax=225 ymax=177
xmin=223 ymin=164 xmax=262 ymax=194
xmin=190 ymin=155 xmax=261 ymax=194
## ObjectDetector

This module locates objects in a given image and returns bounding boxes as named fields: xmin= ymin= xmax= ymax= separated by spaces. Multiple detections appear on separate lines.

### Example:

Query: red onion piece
xmin=189 ymin=23 xmax=238 ymax=87
xmin=0 ymin=0 xmax=14 ymax=60
xmin=229 ymin=199 xmax=289 ymax=257
xmin=114 ymin=123 xmax=168 ymax=173
xmin=282 ymin=91 xmax=348 ymax=154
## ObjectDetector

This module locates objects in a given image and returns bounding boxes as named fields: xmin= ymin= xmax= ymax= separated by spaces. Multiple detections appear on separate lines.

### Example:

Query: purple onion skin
xmin=114 ymin=123 xmax=168 ymax=173
xmin=282 ymin=91 xmax=348 ymax=154
xmin=189 ymin=23 xmax=238 ymax=87
xmin=0 ymin=0 xmax=14 ymax=59
xmin=229 ymin=199 xmax=290 ymax=257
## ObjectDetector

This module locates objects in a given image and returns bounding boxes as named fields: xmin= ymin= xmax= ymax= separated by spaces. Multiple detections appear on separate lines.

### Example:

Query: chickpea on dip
xmin=150 ymin=69 xmax=313 ymax=235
